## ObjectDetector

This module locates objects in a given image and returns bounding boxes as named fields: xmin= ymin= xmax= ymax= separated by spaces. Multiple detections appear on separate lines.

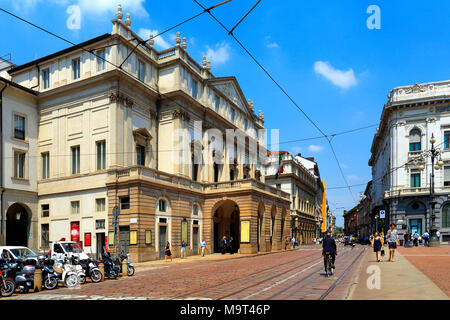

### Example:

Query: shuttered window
xmin=409 ymin=129 xmax=421 ymax=151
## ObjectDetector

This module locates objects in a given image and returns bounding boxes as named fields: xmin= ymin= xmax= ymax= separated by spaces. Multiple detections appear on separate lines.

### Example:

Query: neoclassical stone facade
xmin=369 ymin=80 xmax=450 ymax=242
xmin=3 ymin=5 xmax=290 ymax=261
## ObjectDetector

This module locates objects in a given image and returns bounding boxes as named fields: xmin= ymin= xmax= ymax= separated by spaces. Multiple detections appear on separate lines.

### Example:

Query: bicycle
xmin=324 ymin=251 xmax=334 ymax=277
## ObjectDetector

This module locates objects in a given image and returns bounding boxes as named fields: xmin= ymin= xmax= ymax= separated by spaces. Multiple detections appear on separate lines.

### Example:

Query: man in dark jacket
xmin=221 ymin=236 xmax=227 ymax=254
xmin=322 ymin=231 xmax=337 ymax=273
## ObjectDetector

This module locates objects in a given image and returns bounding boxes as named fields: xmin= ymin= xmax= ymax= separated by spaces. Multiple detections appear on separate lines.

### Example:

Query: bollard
xmin=33 ymin=268 xmax=42 ymax=292
xmin=122 ymin=260 xmax=128 ymax=277
xmin=98 ymin=262 xmax=105 ymax=282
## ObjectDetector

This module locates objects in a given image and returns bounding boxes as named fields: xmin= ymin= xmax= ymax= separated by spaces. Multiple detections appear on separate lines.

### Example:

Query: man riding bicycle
xmin=322 ymin=231 xmax=337 ymax=274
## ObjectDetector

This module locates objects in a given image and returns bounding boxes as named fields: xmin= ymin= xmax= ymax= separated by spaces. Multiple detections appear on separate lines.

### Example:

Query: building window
xmin=71 ymin=201 xmax=80 ymax=214
xmin=14 ymin=115 xmax=25 ymax=140
xmin=96 ymin=219 xmax=105 ymax=230
xmin=72 ymin=58 xmax=80 ymax=80
xmin=410 ymin=169 xmax=420 ymax=188
xmin=42 ymin=152 xmax=50 ymax=179
xmin=97 ymin=50 xmax=105 ymax=71
xmin=444 ymin=166 xmax=450 ymax=187
xmin=409 ymin=129 xmax=421 ymax=151
xmin=43 ymin=68 xmax=50 ymax=89
xmin=120 ymin=196 xmax=130 ymax=210
xmin=445 ymin=131 xmax=450 ymax=149
xmin=138 ymin=60 xmax=145 ymax=82
xmin=136 ymin=145 xmax=146 ymax=166
xmin=96 ymin=140 xmax=106 ymax=170
xmin=214 ymin=94 xmax=220 ymax=112
xmin=193 ymin=204 xmax=199 ymax=215
xmin=244 ymin=119 xmax=248 ymax=131
xmin=231 ymin=109 xmax=235 ymax=123
xmin=96 ymin=198 xmax=106 ymax=212
xmin=442 ymin=204 xmax=450 ymax=228
xmin=71 ymin=145 xmax=80 ymax=174
xmin=41 ymin=224 xmax=49 ymax=248
xmin=192 ymin=80 xmax=198 ymax=99
xmin=14 ymin=151 xmax=26 ymax=178
xmin=41 ymin=204 xmax=50 ymax=217
xmin=158 ymin=199 xmax=166 ymax=212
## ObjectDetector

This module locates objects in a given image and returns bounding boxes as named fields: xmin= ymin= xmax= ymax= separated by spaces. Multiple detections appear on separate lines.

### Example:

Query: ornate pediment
xmin=404 ymin=83 xmax=426 ymax=94
xmin=133 ymin=128 xmax=152 ymax=146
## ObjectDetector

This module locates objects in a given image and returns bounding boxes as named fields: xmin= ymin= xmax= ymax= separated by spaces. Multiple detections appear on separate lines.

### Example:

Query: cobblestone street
xmin=5 ymin=245 xmax=366 ymax=300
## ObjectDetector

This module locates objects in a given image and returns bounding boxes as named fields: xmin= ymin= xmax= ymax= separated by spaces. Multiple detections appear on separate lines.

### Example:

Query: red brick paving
xmin=6 ymin=245 xmax=366 ymax=300
xmin=398 ymin=245 xmax=450 ymax=298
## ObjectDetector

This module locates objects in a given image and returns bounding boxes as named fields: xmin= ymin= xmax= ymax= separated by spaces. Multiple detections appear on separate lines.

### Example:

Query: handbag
xmin=381 ymin=249 xmax=385 ymax=256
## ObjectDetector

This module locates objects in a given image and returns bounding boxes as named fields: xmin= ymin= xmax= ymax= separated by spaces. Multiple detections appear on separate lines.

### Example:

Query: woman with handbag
xmin=371 ymin=232 xmax=384 ymax=262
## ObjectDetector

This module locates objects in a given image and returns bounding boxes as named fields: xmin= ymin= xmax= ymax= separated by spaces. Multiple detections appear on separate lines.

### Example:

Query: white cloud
xmin=291 ymin=146 xmax=302 ymax=154
xmin=267 ymin=42 xmax=279 ymax=48
xmin=138 ymin=28 xmax=171 ymax=50
xmin=308 ymin=145 xmax=324 ymax=153
xmin=264 ymin=36 xmax=279 ymax=49
xmin=347 ymin=174 xmax=360 ymax=181
xmin=341 ymin=163 xmax=348 ymax=169
xmin=314 ymin=61 xmax=357 ymax=89
xmin=204 ymin=41 xmax=230 ymax=65
xmin=76 ymin=0 xmax=148 ymax=17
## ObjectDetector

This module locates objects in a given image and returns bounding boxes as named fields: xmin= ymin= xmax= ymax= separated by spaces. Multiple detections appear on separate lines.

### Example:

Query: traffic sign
xmin=380 ymin=210 xmax=385 ymax=219
xmin=113 ymin=206 xmax=120 ymax=227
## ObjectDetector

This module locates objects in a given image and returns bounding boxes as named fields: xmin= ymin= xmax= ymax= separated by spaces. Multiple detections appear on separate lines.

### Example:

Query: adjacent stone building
xmin=369 ymin=80 xmax=450 ymax=242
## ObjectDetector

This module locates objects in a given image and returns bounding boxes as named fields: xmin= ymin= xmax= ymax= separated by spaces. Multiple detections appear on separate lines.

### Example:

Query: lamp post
xmin=418 ymin=133 xmax=442 ymax=247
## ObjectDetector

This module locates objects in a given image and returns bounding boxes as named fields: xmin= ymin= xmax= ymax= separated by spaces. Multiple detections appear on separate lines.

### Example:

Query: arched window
xmin=158 ymin=199 xmax=167 ymax=212
xmin=442 ymin=204 xmax=450 ymax=228
xmin=409 ymin=129 xmax=421 ymax=151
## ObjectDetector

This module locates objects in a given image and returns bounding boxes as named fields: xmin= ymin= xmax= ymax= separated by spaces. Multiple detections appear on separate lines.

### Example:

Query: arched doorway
xmin=212 ymin=200 xmax=240 ymax=253
xmin=6 ymin=203 xmax=30 ymax=246
xmin=257 ymin=202 xmax=264 ymax=252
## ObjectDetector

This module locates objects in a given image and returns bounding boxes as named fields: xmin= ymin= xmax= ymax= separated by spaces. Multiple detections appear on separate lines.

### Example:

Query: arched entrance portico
xmin=212 ymin=199 xmax=240 ymax=253
xmin=6 ymin=203 xmax=30 ymax=246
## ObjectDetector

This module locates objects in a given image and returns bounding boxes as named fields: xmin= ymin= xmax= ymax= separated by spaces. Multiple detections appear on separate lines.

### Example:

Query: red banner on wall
xmin=85 ymin=233 xmax=91 ymax=246
xmin=70 ymin=221 xmax=80 ymax=242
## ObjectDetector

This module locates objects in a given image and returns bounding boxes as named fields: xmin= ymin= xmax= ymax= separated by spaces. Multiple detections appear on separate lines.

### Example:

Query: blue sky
xmin=1 ymin=0 xmax=449 ymax=226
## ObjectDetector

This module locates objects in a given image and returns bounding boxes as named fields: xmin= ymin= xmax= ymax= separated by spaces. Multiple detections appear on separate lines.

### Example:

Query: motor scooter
xmin=79 ymin=258 xmax=102 ymax=283
xmin=114 ymin=252 xmax=135 ymax=276
xmin=38 ymin=256 xmax=58 ymax=290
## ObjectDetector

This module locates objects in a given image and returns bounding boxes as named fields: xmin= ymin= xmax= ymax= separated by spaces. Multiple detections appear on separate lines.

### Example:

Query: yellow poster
xmin=241 ymin=220 xmax=250 ymax=243
xmin=130 ymin=231 xmax=137 ymax=245
xmin=181 ymin=220 xmax=188 ymax=242
xmin=145 ymin=230 xmax=152 ymax=244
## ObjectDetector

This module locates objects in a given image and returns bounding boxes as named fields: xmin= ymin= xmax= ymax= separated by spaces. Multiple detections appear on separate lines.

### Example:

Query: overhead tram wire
xmin=192 ymin=0 xmax=357 ymax=202
xmin=228 ymin=0 xmax=261 ymax=35
xmin=1 ymin=4 xmax=371 ymax=202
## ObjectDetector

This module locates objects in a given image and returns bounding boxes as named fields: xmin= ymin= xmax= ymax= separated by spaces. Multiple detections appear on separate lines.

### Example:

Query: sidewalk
xmin=347 ymin=247 xmax=449 ymax=300
xmin=133 ymin=246 xmax=319 ymax=271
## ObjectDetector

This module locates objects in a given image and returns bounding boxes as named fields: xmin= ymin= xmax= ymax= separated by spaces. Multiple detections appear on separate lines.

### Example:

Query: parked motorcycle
xmin=114 ymin=252 xmax=135 ymax=276
xmin=101 ymin=252 xmax=119 ymax=280
xmin=6 ymin=258 xmax=36 ymax=293
xmin=0 ymin=258 xmax=16 ymax=297
xmin=79 ymin=258 xmax=103 ymax=283
xmin=37 ymin=256 xmax=58 ymax=290
xmin=54 ymin=255 xmax=85 ymax=287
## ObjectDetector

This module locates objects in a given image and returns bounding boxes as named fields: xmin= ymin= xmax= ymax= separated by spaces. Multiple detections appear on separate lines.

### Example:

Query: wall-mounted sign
xmin=70 ymin=221 xmax=80 ymax=242
xmin=130 ymin=218 xmax=137 ymax=224
xmin=130 ymin=231 xmax=137 ymax=245
xmin=84 ymin=232 xmax=91 ymax=246
xmin=241 ymin=221 xmax=250 ymax=243
xmin=380 ymin=210 xmax=385 ymax=219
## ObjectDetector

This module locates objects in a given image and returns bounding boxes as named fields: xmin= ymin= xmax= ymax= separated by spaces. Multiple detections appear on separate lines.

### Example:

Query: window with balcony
xmin=409 ymin=129 xmax=421 ymax=151
xmin=410 ymin=169 xmax=420 ymax=188
xmin=42 ymin=68 xmax=50 ymax=89
xmin=14 ymin=115 xmax=25 ymax=140
xmin=72 ymin=58 xmax=80 ymax=80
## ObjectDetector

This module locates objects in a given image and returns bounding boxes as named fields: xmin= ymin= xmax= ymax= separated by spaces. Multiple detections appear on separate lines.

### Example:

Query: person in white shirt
xmin=200 ymin=239 xmax=207 ymax=257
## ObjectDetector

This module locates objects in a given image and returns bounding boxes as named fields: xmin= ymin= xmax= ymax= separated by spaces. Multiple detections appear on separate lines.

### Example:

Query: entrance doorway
xmin=192 ymin=226 xmax=199 ymax=255
xmin=212 ymin=200 xmax=240 ymax=253
xmin=96 ymin=233 xmax=105 ymax=260
xmin=409 ymin=219 xmax=422 ymax=235
xmin=159 ymin=225 xmax=167 ymax=259
xmin=119 ymin=226 xmax=130 ymax=254
xmin=6 ymin=203 xmax=30 ymax=246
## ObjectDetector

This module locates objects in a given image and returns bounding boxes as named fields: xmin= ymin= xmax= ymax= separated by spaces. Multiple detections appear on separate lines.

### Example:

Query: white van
xmin=0 ymin=246 xmax=39 ymax=261
xmin=50 ymin=241 xmax=89 ymax=261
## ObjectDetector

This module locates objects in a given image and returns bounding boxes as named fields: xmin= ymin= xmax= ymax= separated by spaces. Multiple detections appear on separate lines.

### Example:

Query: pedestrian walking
xmin=291 ymin=237 xmax=295 ymax=248
xmin=413 ymin=231 xmax=419 ymax=246
xmin=200 ymin=239 xmax=207 ymax=257
xmin=437 ymin=230 xmax=441 ymax=242
xmin=164 ymin=241 xmax=172 ymax=262
xmin=371 ymin=232 xmax=384 ymax=262
xmin=423 ymin=232 xmax=429 ymax=246
xmin=221 ymin=236 xmax=227 ymax=254
xmin=228 ymin=237 xmax=234 ymax=254
xmin=285 ymin=237 xmax=290 ymax=250
xmin=387 ymin=223 xmax=399 ymax=262
xmin=180 ymin=239 xmax=187 ymax=258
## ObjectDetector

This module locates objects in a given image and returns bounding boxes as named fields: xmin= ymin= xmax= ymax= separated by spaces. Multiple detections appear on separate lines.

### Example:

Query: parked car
xmin=0 ymin=246 xmax=39 ymax=262
xmin=49 ymin=241 xmax=90 ymax=261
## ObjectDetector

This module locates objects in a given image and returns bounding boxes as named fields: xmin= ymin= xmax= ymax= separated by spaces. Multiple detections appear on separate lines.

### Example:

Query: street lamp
xmin=418 ymin=133 xmax=442 ymax=247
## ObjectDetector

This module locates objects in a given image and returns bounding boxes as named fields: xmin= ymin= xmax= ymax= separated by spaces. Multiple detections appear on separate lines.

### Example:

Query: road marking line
xmin=243 ymin=259 xmax=323 ymax=299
